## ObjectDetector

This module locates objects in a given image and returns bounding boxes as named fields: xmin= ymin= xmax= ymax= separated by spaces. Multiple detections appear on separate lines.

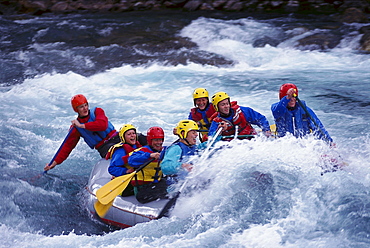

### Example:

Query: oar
xmin=221 ymin=134 xmax=255 ymax=139
xmin=157 ymin=178 xmax=187 ymax=218
xmin=96 ymin=158 xmax=155 ymax=205
xmin=200 ymin=127 xmax=223 ymax=162
xmin=94 ymin=199 xmax=113 ymax=218
xmin=44 ymin=126 xmax=74 ymax=174
xmin=294 ymin=94 xmax=331 ymax=143
xmin=157 ymin=127 xmax=223 ymax=218
xmin=94 ymin=158 xmax=155 ymax=218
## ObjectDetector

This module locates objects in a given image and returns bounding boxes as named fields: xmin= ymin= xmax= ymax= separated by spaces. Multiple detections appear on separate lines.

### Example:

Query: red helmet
xmin=147 ymin=126 xmax=164 ymax=146
xmin=71 ymin=94 xmax=88 ymax=112
xmin=279 ymin=83 xmax=298 ymax=100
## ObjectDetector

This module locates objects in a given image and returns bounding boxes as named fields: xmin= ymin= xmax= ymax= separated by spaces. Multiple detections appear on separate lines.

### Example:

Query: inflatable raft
xmin=85 ymin=159 xmax=171 ymax=228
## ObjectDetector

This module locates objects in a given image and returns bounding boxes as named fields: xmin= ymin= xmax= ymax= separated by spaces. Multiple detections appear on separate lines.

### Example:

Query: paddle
xmin=96 ymin=158 xmax=155 ymax=205
xmin=221 ymin=134 xmax=255 ymax=139
xmin=294 ymin=94 xmax=331 ymax=143
xmin=157 ymin=127 xmax=223 ymax=218
xmin=94 ymin=158 xmax=155 ymax=218
xmin=44 ymin=126 xmax=74 ymax=174
xmin=94 ymin=199 xmax=113 ymax=218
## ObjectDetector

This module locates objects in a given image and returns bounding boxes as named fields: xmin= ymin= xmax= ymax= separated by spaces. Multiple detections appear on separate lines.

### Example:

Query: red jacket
xmin=54 ymin=107 xmax=114 ymax=164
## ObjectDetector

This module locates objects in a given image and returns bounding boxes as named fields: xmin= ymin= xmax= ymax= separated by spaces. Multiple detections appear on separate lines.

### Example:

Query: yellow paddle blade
xmin=96 ymin=172 xmax=135 ymax=205
xmin=94 ymin=200 xmax=113 ymax=218
xmin=270 ymin=124 xmax=276 ymax=134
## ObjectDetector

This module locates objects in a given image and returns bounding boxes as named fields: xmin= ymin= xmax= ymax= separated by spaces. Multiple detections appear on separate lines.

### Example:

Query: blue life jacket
xmin=172 ymin=140 xmax=197 ymax=161
xmin=75 ymin=107 xmax=115 ymax=149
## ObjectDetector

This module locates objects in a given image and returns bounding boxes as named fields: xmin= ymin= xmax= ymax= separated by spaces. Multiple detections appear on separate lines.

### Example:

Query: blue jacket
xmin=75 ymin=107 xmax=115 ymax=149
xmin=271 ymin=96 xmax=332 ymax=142
xmin=108 ymin=144 xmax=139 ymax=177
xmin=160 ymin=140 xmax=197 ymax=175
xmin=208 ymin=106 xmax=270 ymax=137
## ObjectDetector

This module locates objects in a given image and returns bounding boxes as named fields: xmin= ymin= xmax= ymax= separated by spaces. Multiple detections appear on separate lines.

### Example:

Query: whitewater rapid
xmin=0 ymin=12 xmax=369 ymax=248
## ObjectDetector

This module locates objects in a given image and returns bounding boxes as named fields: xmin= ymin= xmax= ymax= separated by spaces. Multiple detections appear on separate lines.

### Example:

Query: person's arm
xmin=241 ymin=106 xmax=271 ymax=132
xmin=207 ymin=121 xmax=219 ymax=137
xmin=188 ymin=111 xmax=193 ymax=120
xmin=160 ymin=145 xmax=183 ymax=175
xmin=71 ymin=107 xmax=109 ymax=131
xmin=53 ymin=127 xmax=80 ymax=164
xmin=44 ymin=127 xmax=80 ymax=171
xmin=305 ymin=106 xmax=333 ymax=143
xmin=271 ymin=97 xmax=290 ymax=120
xmin=108 ymin=149 xmax=128 ymax=177
xmin=128 ymin=149 xmax=151 ymax=168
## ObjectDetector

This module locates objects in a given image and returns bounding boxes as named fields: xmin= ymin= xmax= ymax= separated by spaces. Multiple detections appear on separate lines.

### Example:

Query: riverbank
xmin=1 ymin=0 xmax=370 ymax=17
xmin=1 ymin=1 xmax=369 ymax=55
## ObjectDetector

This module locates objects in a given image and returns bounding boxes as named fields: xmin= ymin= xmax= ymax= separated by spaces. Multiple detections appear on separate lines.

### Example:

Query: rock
xmin=184 ymin=0 xmax=202 ymax=11
xmin=284 ymin=0 xmax=299 ymax=13
xmin=360 ymin=32 xmax=370 ymax=51
xmin=212 ymin=0 xmax=227 ymax=9
xmin=296 ymin=33 xmax=342 ymax=50
xmin=50 ymin=2 xmax=69 ymax=12
xmin=253 ymin=36 xmax=280 ymax=47
xmin=223 ymin=0 xmax=244 ymax=11
xmin=341 ymin=7 xmax=369 ymax=23
xmin=359 ymin=26 xmax=370 ymax=52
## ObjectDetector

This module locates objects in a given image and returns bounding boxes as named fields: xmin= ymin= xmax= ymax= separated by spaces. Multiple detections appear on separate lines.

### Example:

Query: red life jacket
xmin=190 ymin=104 xmax=216 ymax=142
xmin=212 ymin=101 xmax=256 ymax=139
xmin=189 ymin=104 xmax=216 ymax=125
xmin=105 ymin=141 xmax=142 ymax=162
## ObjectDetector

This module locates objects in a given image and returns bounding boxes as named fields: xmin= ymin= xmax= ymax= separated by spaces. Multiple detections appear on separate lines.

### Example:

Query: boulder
xmin=340 ymin=7 xmax=369 ymax=23
xmin=296 ymin=33 xmax=342 ymax=50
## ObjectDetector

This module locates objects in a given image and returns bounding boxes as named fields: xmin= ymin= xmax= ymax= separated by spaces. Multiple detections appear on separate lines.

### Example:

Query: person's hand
xmin=126 ymin=168 xmax=134 ymax=173
xmin=150 ymin=152 xmax=160 ymax=159
xmin=44 ymin=161 xmax=57 ymax=171
xmin=263 ymin=130 xmax=272 ymax=137
xmin=286 ymin=88 xmax=297 ymax=99
xmin=71 ymin=119 xmax=85 ymax=128
xmin=182 ymin=163 xmax=193 ymax=172
xmin=218 ymin=121 xmax=229 ymax=131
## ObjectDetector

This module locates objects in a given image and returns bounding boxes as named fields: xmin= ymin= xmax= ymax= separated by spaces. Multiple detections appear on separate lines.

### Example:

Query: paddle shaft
xmin=295 ymin=95 xmax=331 ymax=143
xmin=158 ymin=127 xmax=223 ymax=218
xmin=96 ymin=158 xmax=155 ymax=205
xmin=221 ymin=134 xmax=255 ymax=139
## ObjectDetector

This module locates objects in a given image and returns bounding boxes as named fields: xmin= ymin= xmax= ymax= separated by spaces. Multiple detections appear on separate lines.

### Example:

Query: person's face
xmin=218 ymin=99 xmax=230 ymax=115
xmin=288 ymin=97 xmax=296 ymax=108
xmin=151 ymin=138 xmax=163 ymax=151
xmin=76 ymin=103 xmax=89 ymax=117
xmin=124 ymin=130 xmax=137 ymax=145
xmin=185 ymin=130 xmax=198 ymax=146
xmin=195 ymin=97 xmax=208 ymax=110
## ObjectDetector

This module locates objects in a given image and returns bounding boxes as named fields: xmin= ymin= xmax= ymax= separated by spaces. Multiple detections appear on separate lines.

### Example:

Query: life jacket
xmin=189 ymin=103 xmax=216 ymax=130
xmin=131 ymin=146 xmax=163 ymax=186
xmin=105 ymin=141 xmax=142 ymax=172
xmin=172 ymin=140 xmax=197 ymax=160
xmin=190 ymin=103 xmax=216 ymax=142
xmin=75 ymin=107 xmax=116 ymax=149
xmin=212 ymin=101 xmax=256 ymax=140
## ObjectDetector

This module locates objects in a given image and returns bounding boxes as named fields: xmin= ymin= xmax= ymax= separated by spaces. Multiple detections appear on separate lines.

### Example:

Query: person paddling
xmin=271 ymin=83 xmax=333 ymax=144
xmin=128 ymin=126 xmax=167 ymax=203
xmin=188 ymin=88 xmax=216 ymax=142
xmin=208 ymin=91 xmax=271 ymax=140
xmin=44 ymin=94 xmax=119 ymax=172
